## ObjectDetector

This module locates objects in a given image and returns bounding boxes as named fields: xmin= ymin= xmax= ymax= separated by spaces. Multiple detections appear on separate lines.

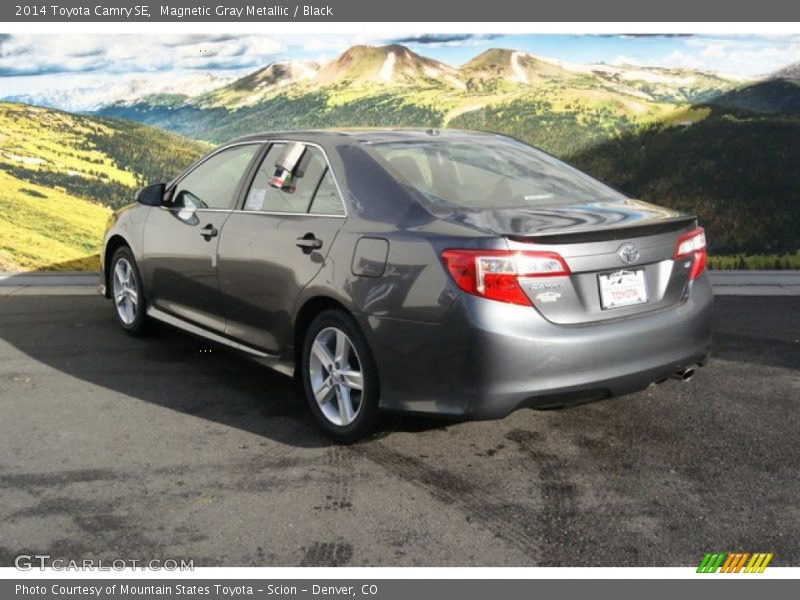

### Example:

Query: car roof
xmin=225 ymin=128 xmax=505 ymax=147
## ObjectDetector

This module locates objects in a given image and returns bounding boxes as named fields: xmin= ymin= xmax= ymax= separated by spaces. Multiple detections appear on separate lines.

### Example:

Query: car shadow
xmin=0 ymin=295 xmax=450 ymax=448
xmin=0 ymin=295 xmax=795 ymax=451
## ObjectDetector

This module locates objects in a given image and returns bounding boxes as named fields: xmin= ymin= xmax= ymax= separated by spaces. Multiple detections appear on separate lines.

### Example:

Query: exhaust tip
xmin=671 ymin=367 xmax=695 ymax=383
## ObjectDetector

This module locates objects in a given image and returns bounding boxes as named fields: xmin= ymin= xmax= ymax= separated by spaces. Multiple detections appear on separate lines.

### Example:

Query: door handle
xmin=200 ymin=224 xmax=218 ymax=241
xmin=296 ymin=233 xmax=323 ymax=253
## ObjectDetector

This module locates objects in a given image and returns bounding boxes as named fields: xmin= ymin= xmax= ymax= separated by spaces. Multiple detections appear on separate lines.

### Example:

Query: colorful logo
xmin=697 ymin=552 xmax=773 ymax=573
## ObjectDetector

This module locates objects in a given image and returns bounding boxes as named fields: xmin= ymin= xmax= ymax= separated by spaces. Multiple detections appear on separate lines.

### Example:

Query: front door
xmin=218 ymin=143 xmax=347 ymax=353
xmin=142 ymin=143 xmax=261 ymax=332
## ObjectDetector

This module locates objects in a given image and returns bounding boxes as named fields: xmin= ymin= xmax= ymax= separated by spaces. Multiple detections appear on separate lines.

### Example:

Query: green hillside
xmin=569 ymin=107 xmax=800 ymax=256
xmin=12 ymin=44 xmax=800 ymax=268
xmin=0 ymin=102 xmax=207 ymax=270
xmin=99 ymin=77 xmax=681 ymax=151
xmin=707 ymin=78 xmax=800 ymax=115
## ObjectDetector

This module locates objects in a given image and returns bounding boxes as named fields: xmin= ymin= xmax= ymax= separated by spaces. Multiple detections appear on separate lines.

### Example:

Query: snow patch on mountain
xmin=510 ymin=52 xmax=528 ymax=84
xmin=445 ymin=75 xmax=466 ymax=89
xmin=379 ymin=52 xmax=396 ymax=82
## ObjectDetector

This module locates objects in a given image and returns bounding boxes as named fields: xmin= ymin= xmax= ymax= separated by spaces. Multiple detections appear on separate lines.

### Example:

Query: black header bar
xmin=4 ymin=0 xmax=800 ymax=22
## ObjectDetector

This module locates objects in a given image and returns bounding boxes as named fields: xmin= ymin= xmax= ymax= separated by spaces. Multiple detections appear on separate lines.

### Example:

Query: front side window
xmin=172 ymin=144 xmax=260 ymax=210
xmin=369 ymin=138 xmax=626 ymax=211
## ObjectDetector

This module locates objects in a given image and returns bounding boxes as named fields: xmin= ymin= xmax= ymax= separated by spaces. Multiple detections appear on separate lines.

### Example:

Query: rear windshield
xmin=368 ymin=137 xmax=626 ymax=210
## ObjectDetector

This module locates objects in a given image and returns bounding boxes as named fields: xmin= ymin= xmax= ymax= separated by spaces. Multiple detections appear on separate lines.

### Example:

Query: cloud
xmin=665 ymin=50 xmax=705 ymax=70
xmin=624 ymin=34 xmax=694 ymax=38
xmin=673 ymin=36 xmax=800 ymax=76
xmin=601 ymin=35 xmax=800 ymax=78
xmin=700 ymin=43 xmax=727 ymax=58
xmin=298 ymin=38 xmax=350 ymax=53
xmin=596 ymin=34 xmax=694 ymax=39
xmin=611 ymin=55 xmax=643 ymax=67
xmin=391 ymin=34 xmax=501 ymax=46
xmin=160 ymin=34 xmax=240 ymax=48
xmin=389 ymin=33 xmax=502 ymax=46
xmin=0 ymin=34 xmax=287 ymax=77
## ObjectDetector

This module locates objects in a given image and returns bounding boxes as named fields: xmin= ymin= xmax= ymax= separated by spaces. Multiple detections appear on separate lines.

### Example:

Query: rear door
xmin=217 ymin=142 xmax=347 ymax=353
xmin=142 ymin=143 xmax=261 ymax=332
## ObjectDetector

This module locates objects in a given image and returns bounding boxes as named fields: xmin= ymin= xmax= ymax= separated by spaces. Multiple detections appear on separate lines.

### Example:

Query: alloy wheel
xmin=308 ymin=327 xmax=364 ymax=426
xmin=112 ymin=257 xmax=138 ymax=326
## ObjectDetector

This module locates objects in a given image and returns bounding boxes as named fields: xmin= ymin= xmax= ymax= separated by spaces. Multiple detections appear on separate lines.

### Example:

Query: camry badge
xmin=617 ymin=242 xmax=639 ymax=265
xmin=535 ymin=291 xmax=562 ymax=303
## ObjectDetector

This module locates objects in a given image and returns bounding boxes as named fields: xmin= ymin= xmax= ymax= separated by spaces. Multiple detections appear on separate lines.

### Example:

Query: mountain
xmin=196 ymin=61 xmax=320 ymax=108
xmin=84 ymin=44 xmax=800 ymax=258
xmin=96 ymin=44 xmax=699 ymax=144
xmin=189 ymin=45 xmax=463 ymax=110
xmin=460 ymin=49 xmax=580 ymax=90
xmin=597 ymin=66 xmax=735 ymax=103
xmin=313 ymin=44 xmax=462 ymax=88
xmin=0 ymin=102 xmax=207 ymax=270
xmin=773 ymin=62 xmax=800 ymax=82
xmin=445 ymin=48 xmax=737 ymax=102
xmin=89 ymin=45 xmax=738 ymax=112
xmin=95 ymin=44 xmax=737 ymax=138
xmin=707 ymin=77 xmax=800 ymax=115
xmin=3 ymin=72 xmax=239 ymax=112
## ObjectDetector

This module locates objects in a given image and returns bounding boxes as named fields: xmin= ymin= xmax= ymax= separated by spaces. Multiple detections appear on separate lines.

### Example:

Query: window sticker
xmin=245 ymin=188 xmax=266 ymax=211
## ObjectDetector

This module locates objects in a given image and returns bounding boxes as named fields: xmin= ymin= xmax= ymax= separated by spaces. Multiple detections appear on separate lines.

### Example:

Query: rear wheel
xmin=110 ymin=246 xmax=147 ymax=335
xmin=301 ymin=309 xmax=380 ymax=443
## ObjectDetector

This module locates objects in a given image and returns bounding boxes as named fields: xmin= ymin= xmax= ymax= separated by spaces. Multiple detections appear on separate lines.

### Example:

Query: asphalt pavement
xmin=0 ymin=295 xmax=798 ymax=567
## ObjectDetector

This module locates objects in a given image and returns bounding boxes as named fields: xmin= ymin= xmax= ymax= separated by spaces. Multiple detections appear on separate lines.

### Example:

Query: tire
xmin=109 ymin=246 xmax=147 ymax=336
xmin=301 ymin=309 xmax=380 ymax=443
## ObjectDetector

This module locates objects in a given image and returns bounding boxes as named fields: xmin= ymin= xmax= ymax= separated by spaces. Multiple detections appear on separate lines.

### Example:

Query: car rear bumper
xmin=360 ymin=274 xmax=713 ymax=419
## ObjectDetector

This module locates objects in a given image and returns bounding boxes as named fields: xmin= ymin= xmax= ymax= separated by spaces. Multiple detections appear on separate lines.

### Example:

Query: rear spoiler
xmin=506 ymin=216 xmax=697 ymax=245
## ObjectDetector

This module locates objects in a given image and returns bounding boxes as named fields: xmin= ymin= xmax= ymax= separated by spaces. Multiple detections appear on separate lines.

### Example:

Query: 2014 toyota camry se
xmin=100 ymin=129 xmax=712 ymax=441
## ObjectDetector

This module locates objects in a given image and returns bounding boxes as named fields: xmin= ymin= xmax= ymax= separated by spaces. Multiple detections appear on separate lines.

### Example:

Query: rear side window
xmin=172 ymin=144 xmax=259 ymax=210
xmin=309 ymin=170 xmax=345 ymax=216
xmin=244 ymin=144 xmax=329 ymax=213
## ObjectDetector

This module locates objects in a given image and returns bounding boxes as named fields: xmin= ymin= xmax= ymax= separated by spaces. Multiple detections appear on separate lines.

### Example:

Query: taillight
xmin=441 ymin=249 xmax=570 ymax=306
xmin=674 ymin=227 xmax=707 ymax=281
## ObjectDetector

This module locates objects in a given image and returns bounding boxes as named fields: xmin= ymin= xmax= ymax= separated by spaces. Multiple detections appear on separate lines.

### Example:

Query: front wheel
xmin=110 ymin=247 xmax=147 ymax=335
xmin=301 ymin=309 xmax=380 ymax=443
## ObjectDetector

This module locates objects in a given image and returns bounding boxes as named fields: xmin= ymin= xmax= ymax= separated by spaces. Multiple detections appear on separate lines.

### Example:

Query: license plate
xmin=598 ymin=269 xmax=648 ymax=309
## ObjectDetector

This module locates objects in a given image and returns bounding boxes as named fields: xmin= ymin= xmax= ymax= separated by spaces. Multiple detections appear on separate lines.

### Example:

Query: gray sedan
xmin=100 ymin=129 xmax=712 ymax=441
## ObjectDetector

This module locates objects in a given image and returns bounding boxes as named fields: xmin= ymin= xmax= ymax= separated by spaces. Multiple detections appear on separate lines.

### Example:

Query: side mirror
xmin=136 ymin=183 xmax=165 ymax=206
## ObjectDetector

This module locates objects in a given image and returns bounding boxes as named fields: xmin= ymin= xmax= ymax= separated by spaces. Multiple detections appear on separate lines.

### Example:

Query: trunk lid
xmin=446 ymin=199 xmax=694 ymax=240
xmin=451 ymin=200 xmax=698 ymax=325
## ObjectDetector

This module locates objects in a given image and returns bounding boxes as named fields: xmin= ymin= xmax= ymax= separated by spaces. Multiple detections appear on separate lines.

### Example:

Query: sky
xmin=1 ymin=33 xmax=799 ymax=100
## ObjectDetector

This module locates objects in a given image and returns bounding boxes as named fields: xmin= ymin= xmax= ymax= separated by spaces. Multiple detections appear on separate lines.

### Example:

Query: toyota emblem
xmin=618 ymin=242 xmax=639 ymax=265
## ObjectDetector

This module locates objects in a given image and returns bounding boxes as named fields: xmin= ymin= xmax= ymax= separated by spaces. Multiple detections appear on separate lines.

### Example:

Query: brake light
xmin=441 ymin=249 xmax=570 ymax=306
xmin=674 ymin=227 xmax=707 ymax=281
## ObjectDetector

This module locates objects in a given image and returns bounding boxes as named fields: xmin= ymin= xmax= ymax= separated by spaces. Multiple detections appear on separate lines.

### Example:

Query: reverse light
xmin=441 ymin=249 xmax=570 ymax=306
xmin=674 ymin=227 xmax=707 ymax=281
